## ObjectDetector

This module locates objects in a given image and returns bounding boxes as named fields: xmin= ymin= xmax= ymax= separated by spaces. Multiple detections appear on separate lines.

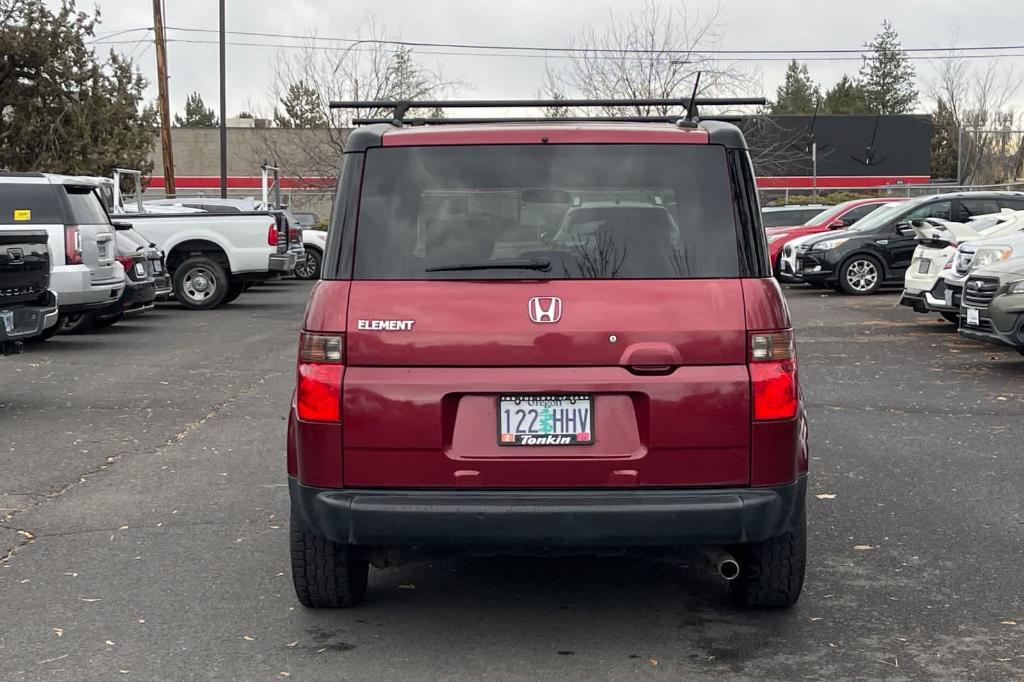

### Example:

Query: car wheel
xmin=294 ymin=248 xmax=322 ymax=280
xmin=730 ymin=509 xmax=806 ymax=609
xmin=58 ymin=312 xmax=95 ymax=335
xmin=221 ymin=281 xmax=246 ymax=305
xmin=940 ymin=311 xmax=959 ymax=324
xmin=839 ymin=255 xmax=883 ymax=295
xmin=173 ymin=256 xmax=228 ymax=310
xmin=290 ymin=516 xmax=368 ymax=608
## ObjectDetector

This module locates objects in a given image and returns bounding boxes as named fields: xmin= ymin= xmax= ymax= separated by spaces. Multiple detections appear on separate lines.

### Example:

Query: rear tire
xmin=290 ymin=516 xmax=368 ymax=608
xmin=294 ymin=248 xmax=322 ymax=280
xmin=940 ymin=311 xmax=959 ymax=324
xmin=838 ymin=255 xmax=883 ymax=295
xmin=221 ymin=281 xmax=246 ymax=305
xmin=730 ymin=510 xmax=806 ymax=609
xmin=173 ymin=256 xmax=228 ymax=310
xmin=93 ymin=312 xmax=123 ymax=328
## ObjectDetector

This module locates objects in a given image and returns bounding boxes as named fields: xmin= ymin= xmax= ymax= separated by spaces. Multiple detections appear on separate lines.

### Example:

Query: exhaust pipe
xmin=700 ymin=548 xmax=740 ymax=581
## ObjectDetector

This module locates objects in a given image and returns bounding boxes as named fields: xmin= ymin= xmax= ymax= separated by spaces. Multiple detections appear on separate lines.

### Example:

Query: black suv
xmin=793 ymin=192 xmax=1024 ymax=295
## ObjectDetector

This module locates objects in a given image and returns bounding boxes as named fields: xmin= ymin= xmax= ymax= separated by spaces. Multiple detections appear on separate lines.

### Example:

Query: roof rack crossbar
xmin=332 ymin=97 xmax=765 ymax=123
xmin=351 ymin=115 xmax=746 ymax=126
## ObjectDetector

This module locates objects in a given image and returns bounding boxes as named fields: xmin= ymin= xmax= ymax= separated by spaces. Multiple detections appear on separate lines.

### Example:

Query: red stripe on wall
xmin=148 ymin=175 xmax=932 ymax=191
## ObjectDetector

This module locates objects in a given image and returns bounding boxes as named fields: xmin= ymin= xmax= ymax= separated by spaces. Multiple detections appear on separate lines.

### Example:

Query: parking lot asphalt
xmin=1 ymin=279 xmax=1022 ymax=680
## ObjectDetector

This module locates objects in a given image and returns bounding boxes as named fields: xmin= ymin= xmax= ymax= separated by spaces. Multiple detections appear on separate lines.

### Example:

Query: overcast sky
xmin=76 ymin=0 xmax=1024 ymax=118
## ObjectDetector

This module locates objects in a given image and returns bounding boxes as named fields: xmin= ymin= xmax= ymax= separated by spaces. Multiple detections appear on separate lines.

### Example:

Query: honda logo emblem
xmin=528 ymin=297 xmax=562 ymax=323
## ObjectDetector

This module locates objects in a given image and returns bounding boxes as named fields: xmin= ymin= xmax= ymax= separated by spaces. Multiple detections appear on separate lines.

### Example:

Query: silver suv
xmin=0 ymin=172 xmax=125 ymax=335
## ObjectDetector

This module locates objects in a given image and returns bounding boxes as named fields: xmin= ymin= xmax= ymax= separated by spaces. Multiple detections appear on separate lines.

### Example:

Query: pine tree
xmin=771 ymin=60 xmax=819 ymax=115
xmin=859 ymin=20 xmax=917 ymax=114
xmin=822 ymin=75 xmax=869 ymax=114
xmin=273 ymin=81 xmax=326 ymax=128
xmin=930 ymin=98 xmax=958 ymax=180
xmin=0 ymin=0 xmax=157 ymax=174
xmin=173 ymin=91 xmax=217 ymax=127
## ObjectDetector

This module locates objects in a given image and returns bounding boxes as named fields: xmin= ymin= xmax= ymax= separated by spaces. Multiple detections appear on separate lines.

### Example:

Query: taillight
xmin=942 ymin=255 xmax=954 ymax=270
xmin=267 ymin=224 xmax=279 ymax=246
xmin=750 ymin=331 xmax=798 ymax=421
xmin=288 ymin=227 xmax=299 ymax=242
xmin=64 ymin=225 xmax=82 ymax=265
xmin=296 ymin=332 xmax=344 ymax=422
xmin=116 ymin=255 xmax=135 ymax=270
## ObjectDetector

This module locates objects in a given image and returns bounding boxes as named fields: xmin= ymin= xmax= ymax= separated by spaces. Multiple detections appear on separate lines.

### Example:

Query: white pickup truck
xmin=117 ymin=210 xmax=299 ymax=309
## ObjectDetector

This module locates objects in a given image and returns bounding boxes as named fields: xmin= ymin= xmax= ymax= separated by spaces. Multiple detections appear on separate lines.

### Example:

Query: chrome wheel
xmin=845 ymin=259 xmax=879 ymax=293
xmin=182 ymin=266 xmax=218 ymax=303
xmin=295 ymin=253 xmax=317 ymax=279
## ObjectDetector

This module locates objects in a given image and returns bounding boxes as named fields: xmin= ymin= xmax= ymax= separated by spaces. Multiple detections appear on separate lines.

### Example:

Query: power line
xmin=160 ymin=25 xmax=1024 ymax=57
xmin=91 ymin=36 xmax=1024 ymax=63
xmin=87 ymin=26 xmax=151 ymax=43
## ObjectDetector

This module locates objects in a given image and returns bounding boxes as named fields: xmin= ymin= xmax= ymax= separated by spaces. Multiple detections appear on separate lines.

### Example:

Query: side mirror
xmin=828 ymin=218 xmax=845 ymax=230
xmin=111 ymin=221 xmax=133 ymax=230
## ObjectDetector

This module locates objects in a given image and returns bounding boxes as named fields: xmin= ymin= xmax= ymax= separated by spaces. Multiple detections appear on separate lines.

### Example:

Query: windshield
xmin=353 ymin=144 xmax=741 ymax=280
xmin=801 ymin=204 xmax=848 ymax=226
xmin=846 ymin=201 xmax=909 ymax=232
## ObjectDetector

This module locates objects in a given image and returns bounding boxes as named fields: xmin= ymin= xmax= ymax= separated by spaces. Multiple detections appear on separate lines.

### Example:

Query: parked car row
xmin=1 ymin=171 xmax=304 ymax=354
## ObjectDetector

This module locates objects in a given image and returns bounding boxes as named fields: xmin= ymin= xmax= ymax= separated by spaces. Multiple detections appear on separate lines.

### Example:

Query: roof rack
xmin=351 ymin=114 xmax=746 ymax=126
xmin=330 ymin=97 xmax=765 ymax=125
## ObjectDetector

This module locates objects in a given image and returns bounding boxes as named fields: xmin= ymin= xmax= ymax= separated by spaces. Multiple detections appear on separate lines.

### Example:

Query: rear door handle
xmin=619 ymin=342 xmax=682 ymax=375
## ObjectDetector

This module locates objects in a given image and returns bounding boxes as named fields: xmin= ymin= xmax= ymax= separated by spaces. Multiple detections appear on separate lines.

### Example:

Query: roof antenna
xmin=685 ymin=71 xmax=703 ymax=122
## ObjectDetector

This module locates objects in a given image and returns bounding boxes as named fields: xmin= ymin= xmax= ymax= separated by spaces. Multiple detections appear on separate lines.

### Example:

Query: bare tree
xmin=249 ymin=16 xmax=456 ymax=188
xmin=542 ymin=0 xmax=761 ymax=117
xmin=927 ymin=54 xmax=1022 ymax=184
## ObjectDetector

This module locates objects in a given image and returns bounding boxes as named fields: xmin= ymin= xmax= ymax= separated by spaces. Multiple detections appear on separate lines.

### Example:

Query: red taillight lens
xmin=64 ymin=225 xmax=82 ymax=265
xmin=750 ymin=331 xmax=798 ymax=421
xmin=116 ymin=255 xmax=135 ymax=270
xmin=296 ymin=332 xmax=345 ymax=423
xmin=268 ymin=224 xmax=279 ymax=246
xmin=288 ymin=227 xmax=299 ymax=242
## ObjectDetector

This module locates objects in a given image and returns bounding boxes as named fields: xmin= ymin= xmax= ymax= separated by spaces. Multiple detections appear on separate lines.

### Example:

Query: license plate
xmin=917 ymin=259 xmax=930 ymax=274
xmin=134 ymin=262 xmax=146 ymax=277
xmin=498 ymin=394 xmax=594 ymax=446
xmin=150 ymin=260 xmax=162 ymax=273
xmin=944 ymin=289 xmax=953 ymax=306
xmin=1 ymin=309 xmax=12 ymax=333
xmin=966 ymin=307 xmax=980 ymax=326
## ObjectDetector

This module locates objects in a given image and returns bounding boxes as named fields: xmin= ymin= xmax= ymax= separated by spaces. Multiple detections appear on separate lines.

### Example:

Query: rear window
xmin=0 ymin=183 xmax=63 ymax=224
xmin=63 ymin=185 xmax=109 ymax=224
xmin=353 ymin=144 xmax=740 ymax=280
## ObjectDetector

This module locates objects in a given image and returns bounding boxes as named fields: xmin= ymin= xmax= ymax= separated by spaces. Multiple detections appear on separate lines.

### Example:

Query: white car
xmin=296 ymin=229 xmax=328 ymax=280
xmin=941 ymin=230 xmax=1024 ymax=324
xmin=900 ymin=210 xmax=1024 ymax=320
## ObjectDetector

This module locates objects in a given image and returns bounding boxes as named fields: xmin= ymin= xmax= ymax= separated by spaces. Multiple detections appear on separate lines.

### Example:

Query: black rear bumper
xmin=290 ymin=476 xmax=807 ymax=548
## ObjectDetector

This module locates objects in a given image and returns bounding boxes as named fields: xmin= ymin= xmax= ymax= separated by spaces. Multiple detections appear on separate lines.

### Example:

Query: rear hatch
xmin=0 ymin=230 xmax=50 ymax=305
xmin=59 ymin=183 xmax=118 ymax=282
xmin=340 ymin=142 xmax=752 ymax=488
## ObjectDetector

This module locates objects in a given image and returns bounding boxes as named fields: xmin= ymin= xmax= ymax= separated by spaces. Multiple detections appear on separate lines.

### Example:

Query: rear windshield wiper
xmin=425 ymin=258 xmax=551 ymax=273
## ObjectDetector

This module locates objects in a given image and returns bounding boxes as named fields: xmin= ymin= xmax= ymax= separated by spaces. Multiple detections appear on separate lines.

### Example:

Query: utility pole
xmin=218 ymin=0 xmax=227 ymax=199
xmin=152 ymin=0 xmax=175 ymax=197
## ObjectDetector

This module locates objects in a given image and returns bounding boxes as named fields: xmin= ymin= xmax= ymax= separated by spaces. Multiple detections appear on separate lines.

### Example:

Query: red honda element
xmin=288 ymin=100 xmax=808 ymax=609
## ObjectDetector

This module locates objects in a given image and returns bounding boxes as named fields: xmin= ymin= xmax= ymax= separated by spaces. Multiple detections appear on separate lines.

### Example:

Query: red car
xmin=288 ymin=101 xmax=808 ymax=609
xmin=767 ymin=197 xmax=905 ymax=272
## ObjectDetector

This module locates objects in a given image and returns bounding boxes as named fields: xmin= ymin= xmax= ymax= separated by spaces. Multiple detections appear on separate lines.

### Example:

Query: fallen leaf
xmin=1000 ymin=620 xmax=1017 ymax=625
xmin=815 ymin=494 xmax=837 ymax=500
xmin=63 ymin=572 xmax=78 ymax=577
xmin=16 ymin=530 xmax=34 ymax=540
xmin=243 ymin=635 xmax=255 ymax=641
xmin=105 ymin=640 xmax=115 ymax=646
xmin=809 ymin=617 xmax=822 ymax=622
xmin=285 ymin=641 xmax=298 ymax=648
xmin=119 ymin=525 xmax=128 ymax=530
xmin=52 ymin=628 xmax=64 ymax=637
xmin=853 ymin=545 xmax=874 ymax=551
xmin=648 ymin=659 xmax=658 ymax=666
xmin=81 ymin=598 xmax=101 ymax=603
xmin=138 ymin=619 xmax=145 ymax=624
